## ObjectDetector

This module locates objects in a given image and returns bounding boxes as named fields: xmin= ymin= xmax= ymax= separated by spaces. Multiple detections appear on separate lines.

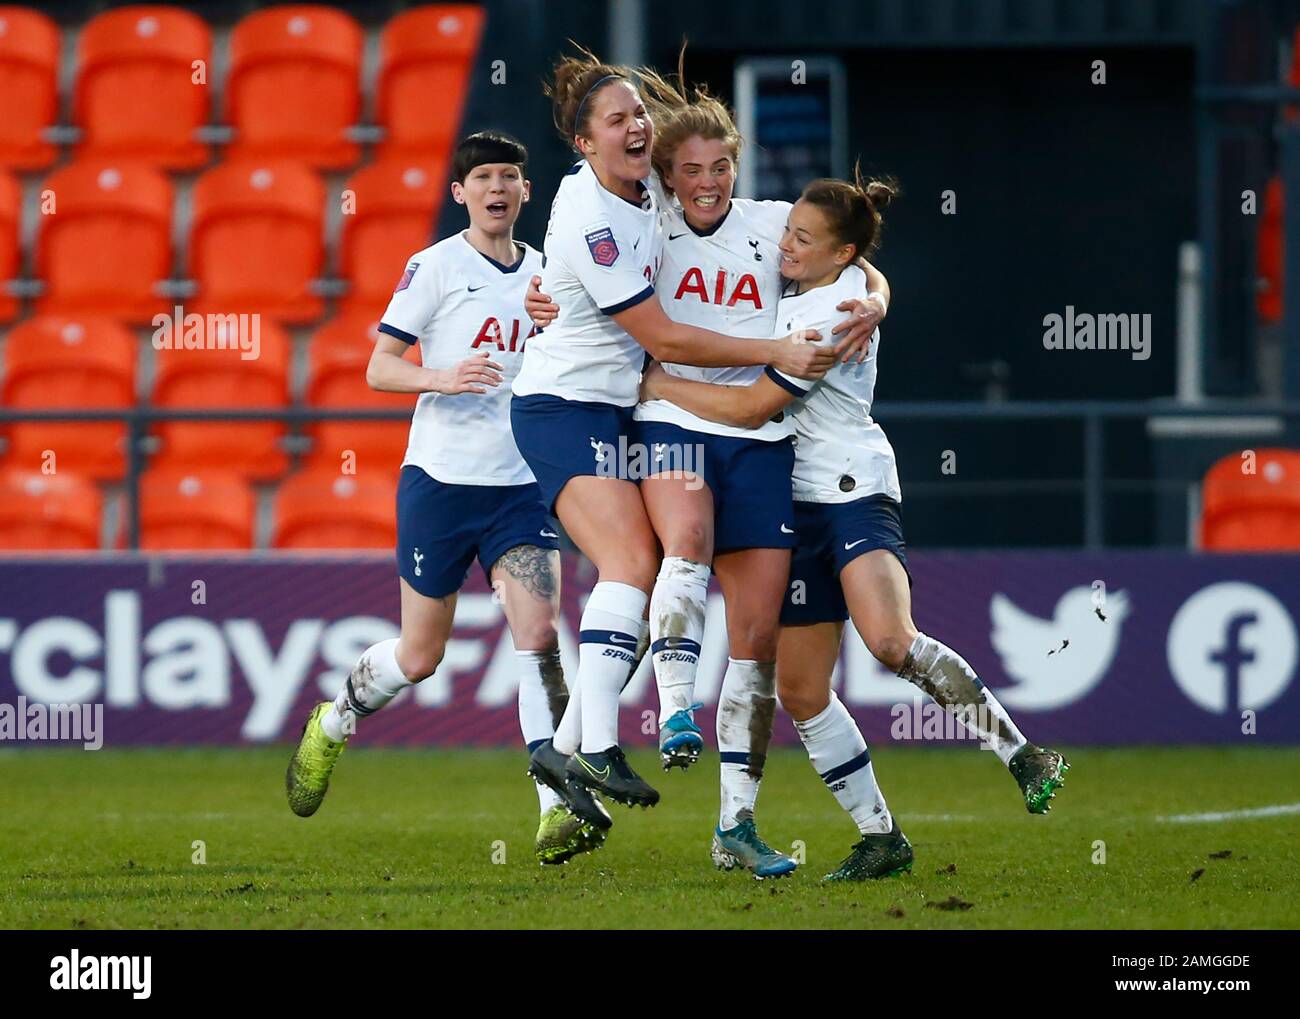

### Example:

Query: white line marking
xmin=1155 ymin=803 xmax=1300 ymax=824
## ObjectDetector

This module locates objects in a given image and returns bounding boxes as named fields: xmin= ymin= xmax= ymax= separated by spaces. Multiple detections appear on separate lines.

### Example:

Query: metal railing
xmin=3 ymin=399 xmax=1299 ymax=550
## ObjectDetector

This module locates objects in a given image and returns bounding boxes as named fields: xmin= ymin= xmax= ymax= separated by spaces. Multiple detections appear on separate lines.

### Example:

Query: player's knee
xmin=397 ymin=641 xmax=444 ymax=682
xmin=513 ymin=626 xmax=559 ymax=655
xmin=777 ymin=676 xmax=828 ymax=722
xmin=866 ymin=631 xmax=914 ymax=673
xmin=660 ymin=520 xmax=711 ymax=562
xmin=729 ymin=620 xmax=778 ymax=662
xmin=623 ymin=547 xmax=662 ymax=592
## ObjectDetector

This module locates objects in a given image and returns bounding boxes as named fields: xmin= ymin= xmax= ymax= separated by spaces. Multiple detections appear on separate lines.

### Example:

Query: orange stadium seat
xmin=151 ymin=315 xmax=290 ymax=480
xmin=272 ymin=467 xmax=396 ymax=549
xmin=377 ymin=5 xmax=483 ymax=160
xmin=75 ymin=6 xmax=212 ymax=170
xmin=137 ymin=468 xmax=255 ymax=549
xmin=0 ymin=469 xmax=102 ymax=550
xmin=1 ymin=316 xmax=136 ymax=481
xmin=0 ymin=7 xmax=59 ymax=170
xmin=36 ymin=160 xmax=173 ymax=323
xmin=189 ymin=159 xmax=325 ymax=323
xmin=1201 ymin=448 xmax=1300 ymax=550
xmin=0 ymin=168 xmax=18 ymax=321
xmin=339 ymin=159 xmax=443 ymax=314
xmin=227 ymin=6 xmax=362 ymax=169
xmin=306 ymin=312 xmax=416 ymax=475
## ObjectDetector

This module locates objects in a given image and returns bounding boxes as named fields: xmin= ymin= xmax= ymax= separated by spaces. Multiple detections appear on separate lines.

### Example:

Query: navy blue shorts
xmin=510 ymin=394 xmax=636 ymax=513
xmin=396 ymin=466 xmax=559 ymax=599
xmin=781 ymin=495 xmax=911 ymax=626
xmin=636 ymin=420 xmax=796 ymax=554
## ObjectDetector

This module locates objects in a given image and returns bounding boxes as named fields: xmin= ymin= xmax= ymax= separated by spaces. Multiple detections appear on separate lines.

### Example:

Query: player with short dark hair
xmin=285 ymin=131 xmax=606 ymax=865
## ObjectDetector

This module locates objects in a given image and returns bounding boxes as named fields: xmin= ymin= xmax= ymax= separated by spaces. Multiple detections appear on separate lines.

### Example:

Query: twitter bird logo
xmin=989 ymin=586 xmax=1130 ymax=710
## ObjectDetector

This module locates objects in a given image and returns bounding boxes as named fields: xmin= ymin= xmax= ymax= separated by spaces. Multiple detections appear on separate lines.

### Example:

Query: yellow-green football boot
xmin=534 ymin=805 xmax=608 ymax=865
xmin=285 ymin=702 xmax=347 ymax=817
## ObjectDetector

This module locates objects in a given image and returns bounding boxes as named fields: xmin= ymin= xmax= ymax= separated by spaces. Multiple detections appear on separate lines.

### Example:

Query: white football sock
xmin=793 ymin=693 xmax=893 ymax=834
xmin=322 ymin=638 xmax=412 ymax=741
xmin=548 ymin=617 xmax=645 ymax=757
xmin=517 ymin=648 xmax=568 ymax=812
xmin=552 ymin=679 xmax=581 ymax=756
xmin=650 ymin=557 xmax=710 ymax=723
xmin=716 ymin=659 xmax=777 ymax=831
xmin=897 ymin=633 xmax=1028 ymax=765
xmin=624 ymin=617 xmax=650 ymax=690
xmin=577 ymin=581 xmax=648 ymax=753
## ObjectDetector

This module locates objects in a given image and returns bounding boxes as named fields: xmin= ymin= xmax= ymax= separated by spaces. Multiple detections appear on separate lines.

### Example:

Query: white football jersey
xmin=511 ymin=160 xmax=663 ymax=407
xmin=378 ymin=231 xmax=542 ymax=486
xmin=635 ymin=197 xmax=792 ymax=441
xmin=767 ymin=264 xmax=902 ymax=504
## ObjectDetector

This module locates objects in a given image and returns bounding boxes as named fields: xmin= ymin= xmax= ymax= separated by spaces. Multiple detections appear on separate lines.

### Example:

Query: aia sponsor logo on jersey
xmin=673 ymin=268 xmax=761 ymax=309
xmin=470 ymin=317 xmax=536 ymax=352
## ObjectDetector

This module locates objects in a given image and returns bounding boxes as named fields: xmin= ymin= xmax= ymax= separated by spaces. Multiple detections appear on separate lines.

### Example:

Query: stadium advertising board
xmin=1 ymin=552 xmax=1297 ymax=747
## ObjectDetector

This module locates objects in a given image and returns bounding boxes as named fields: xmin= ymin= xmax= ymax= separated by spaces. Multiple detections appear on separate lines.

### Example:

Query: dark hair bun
xmin=865 ymin=179 xmax=897 ymax=210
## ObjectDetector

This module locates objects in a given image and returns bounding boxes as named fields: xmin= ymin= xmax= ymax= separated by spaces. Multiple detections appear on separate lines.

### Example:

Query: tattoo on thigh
xmin=497 ymin=545 xmax=557 ymax=600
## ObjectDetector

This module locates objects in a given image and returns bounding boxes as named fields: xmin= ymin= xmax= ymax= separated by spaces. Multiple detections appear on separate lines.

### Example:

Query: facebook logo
xmin=1168 ymin=584 xmax=1296 ymax=714
xmin=1208 ymin=612 xmax=1258 ymax=713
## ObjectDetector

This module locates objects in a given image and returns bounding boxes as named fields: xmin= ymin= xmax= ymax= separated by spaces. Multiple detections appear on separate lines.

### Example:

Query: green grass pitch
xmin=2 ymin=746 xmax=1297 ymax=929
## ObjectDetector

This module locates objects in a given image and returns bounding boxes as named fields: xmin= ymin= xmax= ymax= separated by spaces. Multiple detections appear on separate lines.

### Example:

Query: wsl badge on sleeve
xmin=394 ymin=262 xmax=419 ymax=292
xmin=584 ymin=224 xmax=619 ymax=267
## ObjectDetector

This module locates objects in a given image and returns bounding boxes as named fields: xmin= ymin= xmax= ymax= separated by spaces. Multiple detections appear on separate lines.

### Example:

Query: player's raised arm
xmin=612 ymin=295 xmax=834 ymax=379
xmin=640 ymin=360 xmax=796 ymax=430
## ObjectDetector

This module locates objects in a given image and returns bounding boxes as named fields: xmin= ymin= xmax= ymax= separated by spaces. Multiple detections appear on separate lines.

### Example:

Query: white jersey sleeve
xmin=551 ymin=213 xmax=655 ymax=314
xmin=768 ymin=265 xmax=901 ymax=504
xmin=512 ymin=162 xmax=662 ymax=406
xmin=378 ymin=253 xmax=445 ymax=343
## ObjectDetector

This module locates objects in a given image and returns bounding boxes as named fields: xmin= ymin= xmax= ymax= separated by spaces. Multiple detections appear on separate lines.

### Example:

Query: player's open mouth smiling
xmin=626 ymin=139 xmax=648 ymax=158
xmin=692 ymin=194 xmax=719 ymax=209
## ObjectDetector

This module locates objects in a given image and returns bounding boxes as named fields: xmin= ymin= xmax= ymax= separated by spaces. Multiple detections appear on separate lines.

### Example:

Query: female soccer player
xmin=640 ymin=170 xmax=1070 ymax=880
xmin=513 ymin=48 xmax=851 ymax=832
xmin=284 ymin=132 xmax=603 ymax=866
xmin=527 ymin=65 xmax=888 ymax=878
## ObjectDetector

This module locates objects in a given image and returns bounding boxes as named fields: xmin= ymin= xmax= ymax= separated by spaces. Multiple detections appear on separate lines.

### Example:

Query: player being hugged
xmin=528 ymin=61 xmax=885 ymax=879
xmin=285 ymin=132 xmax=605 ymax=866
xmin=641 ymin=169 xmax=1070 ymax=880
xmin=514 ymin=46 xmax=837 ymax=833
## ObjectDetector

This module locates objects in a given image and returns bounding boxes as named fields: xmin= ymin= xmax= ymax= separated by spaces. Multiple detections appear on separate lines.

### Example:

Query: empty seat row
xmin=0 ymin=466 xmax=395 ymax=550
xmin=0 ymin=4 xmax=483 ymax=170
xmin=1 ymin=312 xmax=418 ymax=481
xmin=5 ymin=449 xmax=1298 ymax=553
xmin=0 ymin=156 xmax=442 ymax=324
